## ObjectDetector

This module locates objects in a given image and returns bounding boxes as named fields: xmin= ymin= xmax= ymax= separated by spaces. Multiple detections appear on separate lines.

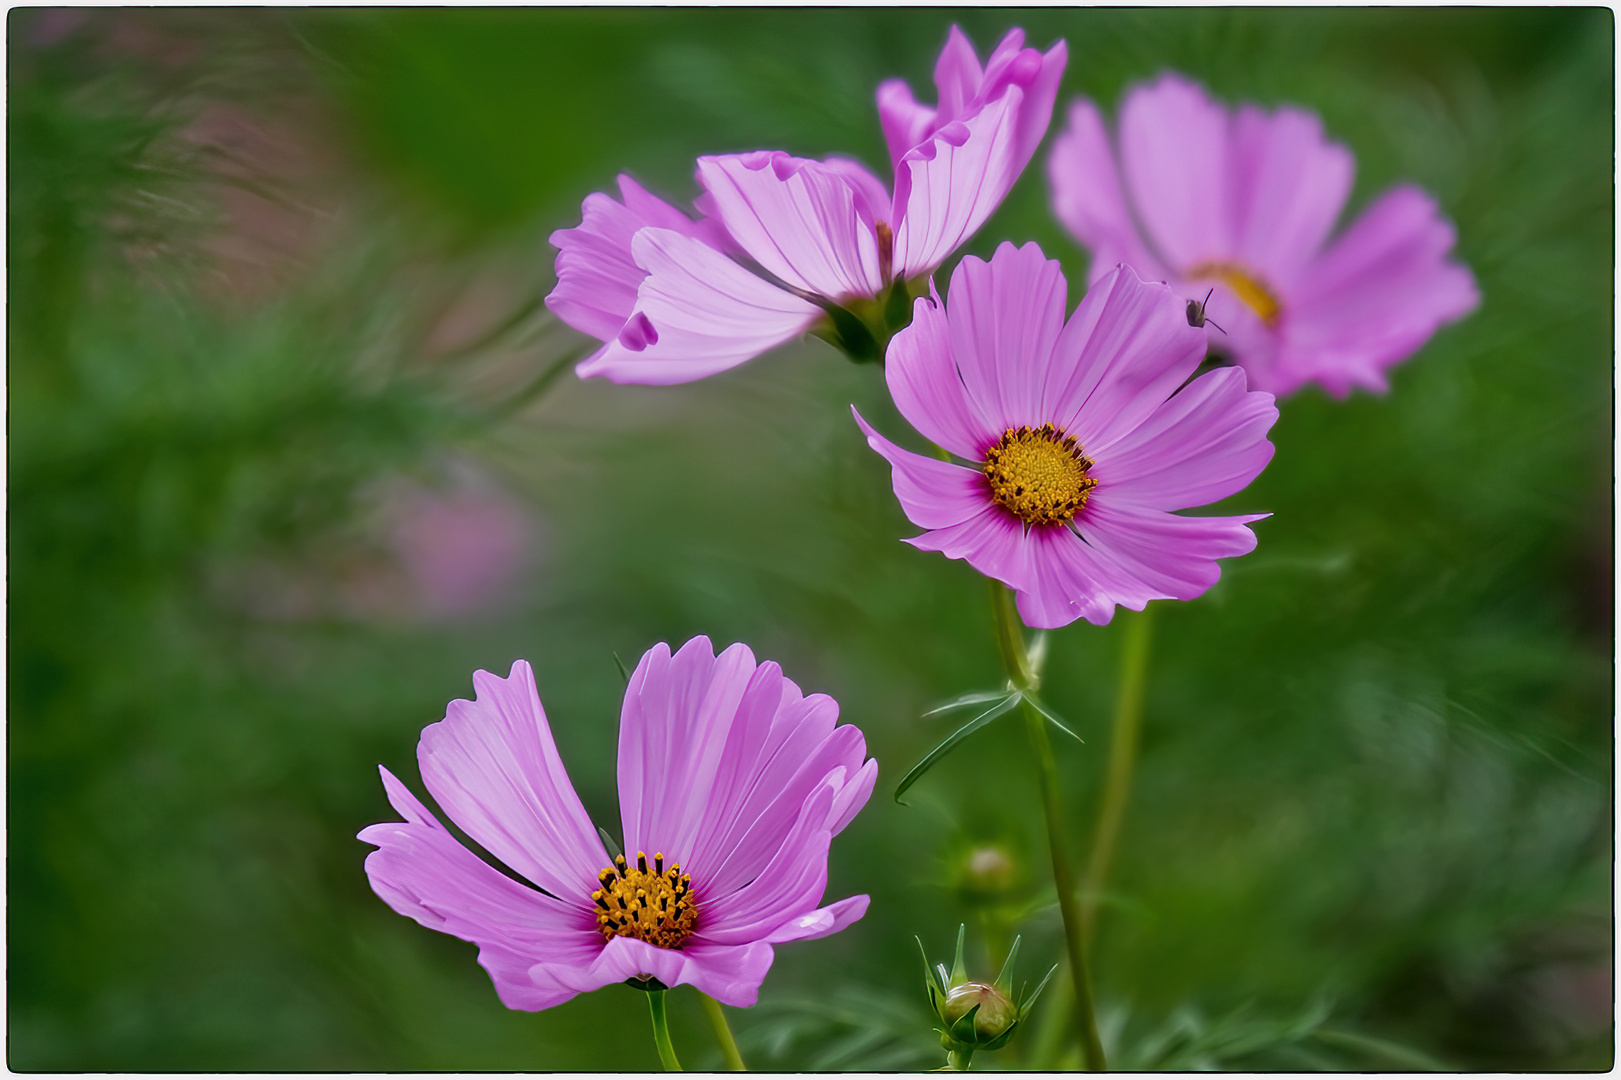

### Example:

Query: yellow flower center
xmin=1185 ymin=261 xmax=1282 ymax=326
xmin=592 ymin=852 xmax=698 ymax=950
xmin=983 ymin=424 xmax=1097 ymax=527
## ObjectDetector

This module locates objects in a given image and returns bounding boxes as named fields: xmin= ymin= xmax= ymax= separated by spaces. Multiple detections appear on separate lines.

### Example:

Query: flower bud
xmin=942 ymin=981 xmax=1018 ymax=1040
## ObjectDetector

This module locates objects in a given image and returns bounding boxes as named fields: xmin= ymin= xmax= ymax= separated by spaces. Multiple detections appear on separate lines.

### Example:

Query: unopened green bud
xmin=942 ymin=981 xmax=1018 ymax=1040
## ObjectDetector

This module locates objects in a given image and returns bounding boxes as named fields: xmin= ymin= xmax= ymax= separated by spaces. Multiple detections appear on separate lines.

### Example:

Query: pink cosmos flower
xmin=1048 ymin=72 xmax=1479 ymax=397
xmin=853 ymin=242 xmax=1278 ymax=629
xmin=548 ymin=26 xmax=1066 ymax=385
xmin=360 ymin=637 xmax=876 ymax=1009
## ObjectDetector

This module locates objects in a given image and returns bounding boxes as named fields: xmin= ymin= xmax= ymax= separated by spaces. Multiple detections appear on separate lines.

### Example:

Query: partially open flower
xmin=549 ymin=26 xmax=1066 ymax=385
xmin=360 ymin=637 xmax=876 ymax=1009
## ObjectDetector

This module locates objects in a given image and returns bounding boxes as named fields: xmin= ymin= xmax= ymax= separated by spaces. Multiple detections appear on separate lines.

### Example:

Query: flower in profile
xmin=854 ymin=242 xmax=1278 ymax=629
xmin=360 ymin=637 xmax=876 ymax=1009
xmin=549 ymin=26 xmax=1066 ymax=385
xmin=1047 ymin=72 xmax=1479 ymax=397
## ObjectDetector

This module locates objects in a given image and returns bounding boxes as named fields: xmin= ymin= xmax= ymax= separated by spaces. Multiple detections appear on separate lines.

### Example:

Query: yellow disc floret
xmin=592 ymin=851 xmax=698 ymax=950
xmin=983 ymin=423 xmax=1097 ymax=527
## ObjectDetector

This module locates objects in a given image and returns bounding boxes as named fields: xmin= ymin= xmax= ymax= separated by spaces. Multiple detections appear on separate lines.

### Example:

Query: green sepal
xmin=884 ymin=277 xmax=913 ymax=331
xmin=597 ymin=826 xmax=623 ymax=860
xmin=611 ymin=651 xmax=631 ymax=686
xmin=993 ymin=935 xmax=1021 ymax=996
xmin=978 ymin=1018 xmax=1021 ymax=1053
xmin=946 ymin=1002 xmax=982 ymax=1045
xmin=622 ymin=974 xmax=670 ymax=993
xmin=949 ymin=923 xmax=968 ymax=988
xmin=813 ymin=302 xmax=881 ymax=363
xmin=894 ymin=691 xmax=1021 ymax=803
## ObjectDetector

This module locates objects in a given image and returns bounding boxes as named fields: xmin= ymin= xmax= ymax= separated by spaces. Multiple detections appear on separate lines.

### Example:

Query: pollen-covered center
xmin=1186 ymin=261 xmax=1282 ymax=326
xmin=593 ymin=852 xmax=698 ymax=950
xmin=983 ymin=423 xmax=1097 ymax=527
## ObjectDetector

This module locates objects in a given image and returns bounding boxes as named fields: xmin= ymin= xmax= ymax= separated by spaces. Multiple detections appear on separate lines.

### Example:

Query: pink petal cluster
xmin=546 ymin=26 xmax=1065 ymax=385
xmin=1048 ymin=72 xmax=1479 ymax=397
xmin=360 ymin=637 xmax=876 ymax=1009
xmin=855 ymin=242 xmax=1278 ymax=629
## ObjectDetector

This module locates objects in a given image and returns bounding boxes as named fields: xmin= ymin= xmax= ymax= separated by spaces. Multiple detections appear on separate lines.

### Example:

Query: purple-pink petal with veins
xmin=1118 ymin=74 xmax=1235 ymax=273
xmin=1281 ymin=185 xmax=1480 ymax=397
xmin=762 ymin=894 xmax=870 ymax=944
xmin=415 ymin=660 xmax=608 ymax=904
xmin=697 ymin=152 xmax=884 ymax=299
xmin=906 ymin=503 xmax=1036 ymax=594
xmin=1229 ymin=103 xmax=1354 ymax=289
xmin=883 ymin=284 xmax=990 ymax=458
xmin=942 ymin=241 xmax=1069 ymax=431
xmin=1079 ymin=501 xmax=1265 ymax=601
xmin=576 ymin=228 xmax=822 ymax=385
xmin=1047 ymin=98 xmax=1167 ymax=286
xmin=359 ymin=766 xmax=601 ymax=1011
xmin=1045 ymin=266 xmax=1207 ymax=454
xmin=1092 ymin=366 xmax=1277 ymax=511
xmin=852 ymin=407 xmax=989 ymax=531
xmin=547 ymin=174 xmax=725 ymax=347
xmin=537 ymin=933 xmax=777 ymax=1008
xmin=892 ymin=88 xmax=1021 ymax=277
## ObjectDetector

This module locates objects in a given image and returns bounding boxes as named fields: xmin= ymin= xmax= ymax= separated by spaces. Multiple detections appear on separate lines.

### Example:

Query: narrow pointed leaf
xmin=994 ymin=935 xmax=1021 ymax=994
xmin=921 ymin=688 xmax=1009 ymax=719
xmin=611 ymin=651 xmax=631 ymax=686
xmin=1023 ymin=690 xmax=1083 ymax=743
xmin=596 ymin=826 xmax=623 ymax=860
xmin=1019 ymin=964 xmax=1060 ymax=1017
xmin=894 ymin=692 xmax=1021 ymax=803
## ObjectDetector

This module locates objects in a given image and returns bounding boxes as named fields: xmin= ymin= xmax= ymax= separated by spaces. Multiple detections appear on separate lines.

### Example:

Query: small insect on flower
xmin=1048 ymin=72 xmax=1479 ymax=396
xmin=359 ymin=637 xmax=877 ymax=1010
xmin=1186 ymin=287 xmax=1226 ymax=334
xmin=854 ymin=241 xmax=1278 ymax=629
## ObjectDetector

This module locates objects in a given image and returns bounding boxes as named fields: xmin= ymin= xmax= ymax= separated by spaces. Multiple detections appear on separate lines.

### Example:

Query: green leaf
xmin=920 ymin=689 xmax=1009 ymax=719
xmin=894 ymin=691 xmax=1020 ymax=804
xmin=611 ymin=651 xmax=630 ymax=686
xmin=1022 ymin=690 xmax=1083 ymax=743
xmin=993 ymin=935 xmax=1021 ymax=995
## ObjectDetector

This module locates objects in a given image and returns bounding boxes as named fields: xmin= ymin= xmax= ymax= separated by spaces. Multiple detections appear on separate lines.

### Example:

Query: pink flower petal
xmin=1047 ymin=265 xmax=1208 ymax=453
xmin=1119 ymin=73 xmax=1235 ymax=272
xmin=697 ymin=152 xmax=884 ymax=300
xmin=883 ymin=283 xmax=992 ymax=457
xmin=932 ymin=24 xmax=986 ymax=122
xmin=1047 ymin=98 xmax=1168 ymax=286
xmin=892 ymin=88 xmax=1021 ymax=278
xmin=575 ymin=228 xmax=822 ymax=385
xmin=695 ymin=777 xmax=839 ymax=944
xmin=943 ymin=241 xmax=1069 ymax=429
xmin=1013 ymin=527 xmax=1124 ymax=629
xmin=617 ymin=638 xmax=759 ymax=868
xmin=1079 ymin=500 xmax=1265 ymax=602
xmin=359 ymin=767 xmax=601 ymax=1011
xmin=1282 ymin=185 xmax=1480 ymax=396
xmin=415 ymin=660 xmax=609 ymax=904
xmin=539 ymin=933 xmax=776 ymax=1008
xmin=851 ymin=407 xmax=989 ymax=530
xmin=906 ymin=503 xmax=1035 ymax=594
xmin=1093 ymin=366 xmax=1278 ymax=510
xmin=877 ymin=78 xmax=936 ymax=173
xmin=1229 ymin=103 xmax=1354 ymax=289
xmin=547 ymin=174 xmax=725 ymax=344
xmin=761 ymin=894 xmax=870 ymax=945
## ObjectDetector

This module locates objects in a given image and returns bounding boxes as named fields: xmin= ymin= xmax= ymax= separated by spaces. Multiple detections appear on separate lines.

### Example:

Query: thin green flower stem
xmin=1028 ymin=608 xmax=1156 ymax=1068
xmin=647 ymin=990 xmax=683 ymax=1072
xmin=989 ymin=583 xmax=1107 ymax=1072
xmin=1081 ymin=605 xmax=1153 ymax=943
xmin=697 ymin=990 xmax=746 ymax=1071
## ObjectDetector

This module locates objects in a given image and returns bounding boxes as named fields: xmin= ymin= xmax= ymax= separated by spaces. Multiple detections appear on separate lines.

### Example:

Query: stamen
xmin=983 ymin=424 xmax=1097 ymax=527
xmin=593 ymin=854 xmax=700 ymax=950
xmin=1185 ymin=261 xmax=1281 ymax=326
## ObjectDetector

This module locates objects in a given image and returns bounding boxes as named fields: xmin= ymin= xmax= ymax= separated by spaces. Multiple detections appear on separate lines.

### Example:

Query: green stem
xmin=1081 ymin=605 xmax=1153 ymax=944
xmin=989 ymin=584 xmax=1107 ymax=1072
xmin=697 ymin=990 xmax=746 ymax=1071
xmin=647 ymin=990 xmax=683 ymax=1072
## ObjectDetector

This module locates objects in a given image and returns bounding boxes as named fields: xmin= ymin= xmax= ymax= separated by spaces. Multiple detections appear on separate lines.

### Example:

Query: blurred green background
xmin=9 ymin=7 xmax=1612 ymax=1071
